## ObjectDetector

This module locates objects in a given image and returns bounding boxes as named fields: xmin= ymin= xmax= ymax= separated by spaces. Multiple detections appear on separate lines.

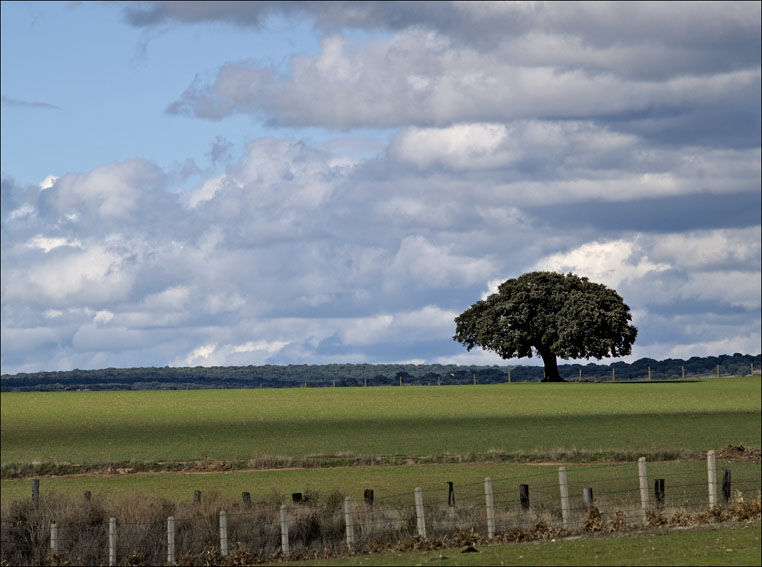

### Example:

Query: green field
xmin=1 ymin=378 xmax=760 ymax=565
xmin=285 ymin=522 xmax=762 ymax=566
xmin=2 ymin=378 xmax=760 ymax=470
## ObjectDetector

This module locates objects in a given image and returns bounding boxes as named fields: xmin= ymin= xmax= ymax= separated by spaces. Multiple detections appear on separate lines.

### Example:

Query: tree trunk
xmin=539 ymin=349 xmax=564 ymax=382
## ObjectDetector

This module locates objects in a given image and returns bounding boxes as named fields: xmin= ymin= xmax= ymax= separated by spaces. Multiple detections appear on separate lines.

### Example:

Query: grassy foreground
xmin=2 ymin=378 xmax=760 ymax=470
xmin=283 ymin=522 xmax=762 ymax=567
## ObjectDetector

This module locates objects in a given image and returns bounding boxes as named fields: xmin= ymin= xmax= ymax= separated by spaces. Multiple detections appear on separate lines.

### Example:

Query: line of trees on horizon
xmin=1 ymin=353 xmax=759 ymax=392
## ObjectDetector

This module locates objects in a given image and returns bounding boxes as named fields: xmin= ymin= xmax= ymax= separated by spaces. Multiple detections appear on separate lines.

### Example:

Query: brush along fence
xmin=2 ymin=451 xmax=760 ymax=566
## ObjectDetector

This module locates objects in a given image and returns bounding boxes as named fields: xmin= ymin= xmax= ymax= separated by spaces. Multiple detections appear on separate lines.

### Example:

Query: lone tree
xmin=453 ymin=271 xmax=637 ymax=382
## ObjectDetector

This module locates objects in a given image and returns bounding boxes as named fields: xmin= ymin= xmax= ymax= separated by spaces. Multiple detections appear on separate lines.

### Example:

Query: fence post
xmin=280 ymin=504 xmax=290 ymax=556
xmin=716 ymin=365 xmax=720 ymax=378
xmin=50 ymin=522 xmax=58 ymax=554
xmin=219 ymin=511 xmax=228 ymax=557
xmin=648 ymin=366 xmax=651 ymax=381
xmin=414 ymin=488 xmax=427 ymax=540
xmin=637 ymin=457 xmax=649 ymax=523
xmin=558 ymin=467 xmax=570 ymax=529
xmin=194 ymin=490 xmax=201 ymax=504
xmin=682 ymin=366 xmax=685 ymax=380
xmin=707 ymin=450 xmax=717 ymax=508
xmin=484 ymin=478 xmax=495 ymax=541
xmin=167 ymin=516 xmax=175 ymax=565
xmin=520 ymin=484 xmax=530 ymax=511
xmin=109 ymin=517 xmax=117 ymax=567
xmin=582 ymin=488 xmax=594 ymax=509
xmin=344 ymin=497 xmax=355 ymax=550
xmin=722 ymin=470 xmax=731 ymax=506
xmin=654 ymin=479 xmax=665 ymax=509
xmin=33 ymin=479 xmax=40 ymax=509
xmin=579 ymin=368 xmax=582 ymax=382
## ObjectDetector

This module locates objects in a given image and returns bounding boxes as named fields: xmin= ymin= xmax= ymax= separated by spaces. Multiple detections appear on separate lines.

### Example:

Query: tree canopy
xmin=453 ymin=271 xmax=638 ymax=381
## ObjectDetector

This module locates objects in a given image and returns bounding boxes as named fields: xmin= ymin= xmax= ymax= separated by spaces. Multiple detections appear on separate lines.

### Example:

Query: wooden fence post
xmin=108 ymin=517 xmax=117 ymax=567
xmin=612 ymin=368 xmax=616 ymax=382
xmin=280 ymin=504 xmax=290 ymax=556
xmin=414 ymin=488 xmax=427 ymax=540
xmin=520 ymin=484 xmax=530 ymax=511
xmin=707 ymin=450 xmax=717 ymax=508
xmin=722 ymin=470 xmax=731 ymax=506
xmin=33 ymin=479 xmax=40 ymax=509
xmin=717 ymin=365 xmax=720 ymax=378
xmin=638 ymin=457 xmax=649 ymax=523
xmin=344 ymin=497 xmax=355 ymax=550
xmin=508 ymin=370 xmax=511 ymax=383
xmin=648 ymin=366 xmax=651 ymax=381
xmin=364 ymin=489 xmax=374 ymax=506
xmin=654 ymin=479 xmax=665 ymax=509
xmin=578 ymin=368 xmax=582 ymax=382
xmin=167 ymin=516 xmax=175 ymax=565
xmin=219 ymin=511 xmax=228 ymax=557
xmin=193 ymin=490 xmax=201 ymax=504
xmin=682 ymin=366 xmax=685 ymax=380
xmin=50 ymin=522 xmax=58 ymax=554
xmin=484 ymin=478 xmax=495 ymax=541
xmin=364 ymin=378 xmax=367 ymax=387
xmin=242 ymin=492 xmax=251 ymax=506
xmin=558 ymin=467 xmax=570 ymax=528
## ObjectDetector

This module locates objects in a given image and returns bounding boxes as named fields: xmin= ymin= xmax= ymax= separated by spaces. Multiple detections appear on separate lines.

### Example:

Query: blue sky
xmin=1 ymin=1 xmax=760 ymax=374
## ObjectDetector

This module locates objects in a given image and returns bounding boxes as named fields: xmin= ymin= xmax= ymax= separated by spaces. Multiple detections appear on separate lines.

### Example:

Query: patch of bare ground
xmin=717 ymin=444 xmax=762 ymax=463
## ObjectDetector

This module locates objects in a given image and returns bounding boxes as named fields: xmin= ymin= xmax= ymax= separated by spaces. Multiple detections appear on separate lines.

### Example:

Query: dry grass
xmin=2 ymin=488 xmax=759 ymax=566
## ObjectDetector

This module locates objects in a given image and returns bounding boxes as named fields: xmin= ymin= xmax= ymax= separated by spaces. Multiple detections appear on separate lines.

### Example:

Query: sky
xmin=1 ymin=1 xmax=760 ymax=375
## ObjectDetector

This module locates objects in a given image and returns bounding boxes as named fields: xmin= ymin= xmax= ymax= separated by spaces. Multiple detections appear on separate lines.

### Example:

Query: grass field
xmin=2 ymin=378 xmax=760 ymax=470
xmin=1 ymin=377 xmax=760 ymax=565
xmin=284 ymin=522 xmax=762 ymax=566
xmin=2 ymin=459 xmax=760 ymax=507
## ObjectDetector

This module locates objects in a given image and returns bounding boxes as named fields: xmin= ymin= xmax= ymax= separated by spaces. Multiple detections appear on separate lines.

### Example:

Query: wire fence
xmin=2 ymin=452 xmax=760 ymax=565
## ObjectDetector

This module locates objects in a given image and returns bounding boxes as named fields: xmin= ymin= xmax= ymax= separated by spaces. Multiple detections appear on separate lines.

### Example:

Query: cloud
xmin=2 ymin=2 xmax=760 ymax=373
xmin=532 ymin=239 xmax=671 ymax=289
xmin=162 ymin=21 xmax=759 ymax=141
xmin=38 ymin=159 xmax=166 ymax=221
xmin=1 ymin=95 xmax=60 ymax=111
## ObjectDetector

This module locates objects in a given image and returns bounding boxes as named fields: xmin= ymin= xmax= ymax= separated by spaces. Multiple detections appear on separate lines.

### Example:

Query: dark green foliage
xmin=1 ymin=354 xmax=759 ymax=391
xmin=454 ymin=272 xmax=637 ymax=381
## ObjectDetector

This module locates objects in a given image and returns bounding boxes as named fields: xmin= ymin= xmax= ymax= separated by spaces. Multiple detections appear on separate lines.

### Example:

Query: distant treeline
xmin=1 ymin=353 xmax=759 ymax=392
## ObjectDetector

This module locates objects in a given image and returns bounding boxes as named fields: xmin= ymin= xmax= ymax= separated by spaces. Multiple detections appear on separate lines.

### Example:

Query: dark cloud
xmin=527 ymin=192 xmax=762 ymax=233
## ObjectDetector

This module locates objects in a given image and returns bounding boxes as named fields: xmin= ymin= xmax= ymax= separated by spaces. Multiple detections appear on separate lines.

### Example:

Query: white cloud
xmin=39 ymin=175 xmax=58 ymax=190
xmin=27 ymin=235 xmax=83 ymax=253
xmin=533 ymin=240 xmax=670 ymax=289
xmin=40 ymin=159 xmax=164 ymax=220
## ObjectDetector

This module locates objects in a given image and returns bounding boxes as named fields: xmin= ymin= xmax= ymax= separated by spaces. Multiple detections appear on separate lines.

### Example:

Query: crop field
xmin=2 ymin=378 xmax=760 ymax=470
xmin=1 ymin=377 xmax=760 ymax=565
